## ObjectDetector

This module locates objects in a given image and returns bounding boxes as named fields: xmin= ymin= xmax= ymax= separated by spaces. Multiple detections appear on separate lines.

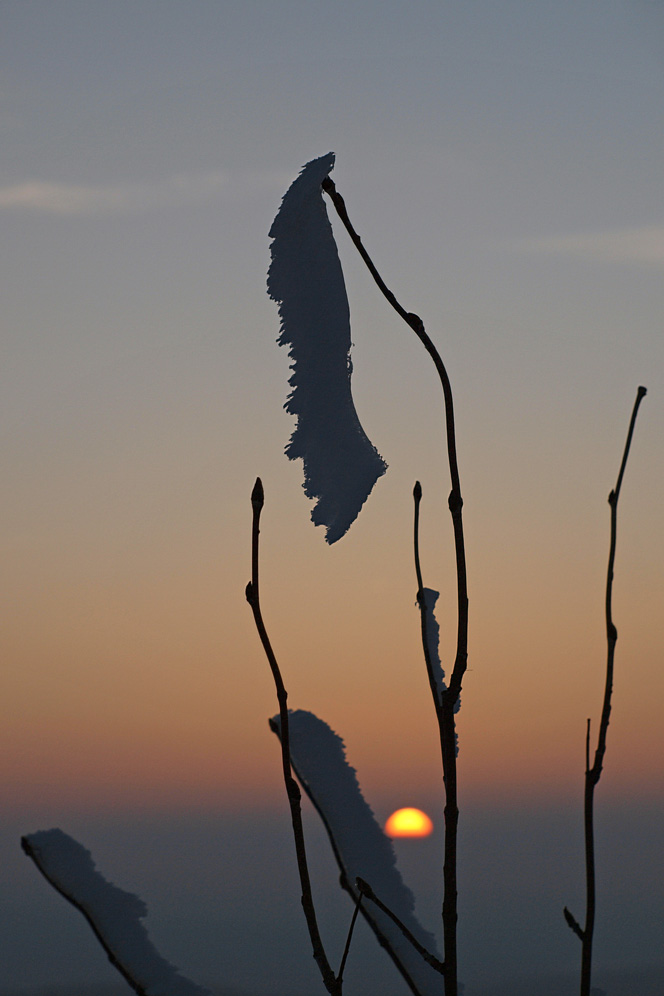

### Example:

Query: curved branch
xmin=322 ymin=177 xmax=467 ymax=996
xmin=245 ymin=478 xmax=340 ymax=996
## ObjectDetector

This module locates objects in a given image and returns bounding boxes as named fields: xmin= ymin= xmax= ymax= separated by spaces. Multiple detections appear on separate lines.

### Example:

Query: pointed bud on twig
xmin=413 ymin=481 xmax=422 ymax=501
xmin=251 ymin=477 xmax=264 ymax=510
xmin=245 ymin=581 xmax=255 ymax=605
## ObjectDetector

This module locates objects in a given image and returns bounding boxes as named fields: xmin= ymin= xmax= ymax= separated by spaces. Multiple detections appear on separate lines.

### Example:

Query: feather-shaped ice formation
xmin=267 ymin=152 xmax=387 ymax=543
xmin=22 ymin=830 xmax=211 ymax=996
xmin=271 ymin=710 xmax=442 ymax=996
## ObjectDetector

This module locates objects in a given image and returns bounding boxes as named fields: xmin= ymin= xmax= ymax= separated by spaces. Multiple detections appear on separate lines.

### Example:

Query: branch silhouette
xmin=323 ymin=175 xmax=468 ymax=996
xmin=245 ymin=479 xmax=340 ymax=996
xmin=564 ymin=386 xmax=647 ymax=996
xmin=356 ymin=877 xmax=446 ymax=975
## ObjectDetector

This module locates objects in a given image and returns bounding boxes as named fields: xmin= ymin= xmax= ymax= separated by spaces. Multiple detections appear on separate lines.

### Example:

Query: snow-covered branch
xmin=22 ymin=830 xmax=211 ymax=996
xmin=271 ymin=710 xmax=442 ymax=996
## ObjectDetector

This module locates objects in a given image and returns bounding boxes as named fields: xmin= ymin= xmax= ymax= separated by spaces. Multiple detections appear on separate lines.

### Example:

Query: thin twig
xmin=356 ymin=878 xmax=446 ymax=975
xmin=245 ymin=478 xmax=340 ymax=996
xmin=337 ymin=894 xmax=363 ymax=984
xmin=323 ymin=176 xmax=468 ymax=996
xmin=563 ymin=906 xmax=585 ymax=942
xmin=564 ymin=386 xmax=647 ymax=996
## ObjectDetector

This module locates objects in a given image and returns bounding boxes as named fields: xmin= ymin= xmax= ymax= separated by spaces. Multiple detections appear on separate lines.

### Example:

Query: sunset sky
xmin=2 ymin=2 xmax=663 ymax=994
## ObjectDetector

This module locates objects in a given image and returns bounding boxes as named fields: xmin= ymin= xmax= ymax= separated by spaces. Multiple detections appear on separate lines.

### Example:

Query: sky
xmin=1 ymin=1 xmax=663 ymax=993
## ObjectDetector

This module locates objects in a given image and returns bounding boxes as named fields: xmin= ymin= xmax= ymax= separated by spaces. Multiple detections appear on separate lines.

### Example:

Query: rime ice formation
xmin=22 ymin=830 xmax=211 ymax=996
xmin=271 ymin=710 xmax=442 ymax=996
xmin=421 ymin=587 xmax=445 ymax=704
xmin=267 ymin=152 xmax=387 ymax=543
xmin=421 ymin=587 xmax=461 ymax=720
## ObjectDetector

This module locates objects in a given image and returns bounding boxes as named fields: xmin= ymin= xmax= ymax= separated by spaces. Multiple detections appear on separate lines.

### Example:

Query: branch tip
xmin=251 ymin=477 xmax=264 ymax=509
xmin=413 ymin=480 xmax=422 ymax=501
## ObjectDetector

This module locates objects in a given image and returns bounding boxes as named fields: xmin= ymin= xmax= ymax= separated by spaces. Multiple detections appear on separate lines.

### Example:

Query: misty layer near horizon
xmin=3 ymin=803 xmax=663 ymax=996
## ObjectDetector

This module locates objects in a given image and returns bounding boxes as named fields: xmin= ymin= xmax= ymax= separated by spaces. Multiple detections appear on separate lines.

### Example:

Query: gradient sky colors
xmin=2 ymin=2 xmax=664 ymax=993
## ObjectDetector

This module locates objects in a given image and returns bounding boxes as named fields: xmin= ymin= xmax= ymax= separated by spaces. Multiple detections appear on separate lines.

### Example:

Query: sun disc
xmin=385 ymin=807 xmax=433 ymax=838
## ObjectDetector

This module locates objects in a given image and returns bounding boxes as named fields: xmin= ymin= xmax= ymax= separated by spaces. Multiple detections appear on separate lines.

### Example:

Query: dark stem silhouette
xmin=356 ymin=877 xmax=446 ymax=975
xmin=564 ymin=386 xmax=647 ymax=996
xmin=245 ymin=478 xmax=341 ymax=996
xmin=322 ymin=177 xmax=468 ymax=996
xmin=337 ymin=894 xmax=362 ymax=985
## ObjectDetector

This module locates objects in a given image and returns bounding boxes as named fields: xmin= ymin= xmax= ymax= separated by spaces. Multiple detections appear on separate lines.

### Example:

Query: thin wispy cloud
xmin=517 ymin=224 xmax=664 ymax=267
xmin=0 ymin=170 xmax=290 ymax=216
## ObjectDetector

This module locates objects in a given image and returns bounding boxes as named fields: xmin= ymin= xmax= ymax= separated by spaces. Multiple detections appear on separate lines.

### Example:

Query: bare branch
xmin=322 ymin=174 xmax=469 ymax=996
xmin=570 ymin=386 xmax=647 ymax=996
xmin=337 ymin=894 xmax=363 ymax=985
xmin=356 ymin=878 xmax=446 ymax=975
xmin=245 ymin=478 xmax=340 ymax=996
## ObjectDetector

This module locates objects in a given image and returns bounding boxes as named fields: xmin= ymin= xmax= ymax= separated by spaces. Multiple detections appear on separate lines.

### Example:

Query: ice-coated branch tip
xmin=251 ymin=477 xmax=264 ymax=509
xmin=21 ymin=830 xmax=211 ymax=996
xmin=269 ymin=153 xmax=387 ymax=542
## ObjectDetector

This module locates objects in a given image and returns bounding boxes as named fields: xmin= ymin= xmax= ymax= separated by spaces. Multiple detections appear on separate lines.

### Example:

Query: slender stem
xmin=356 ymin=878 xmax=446 ymax=975
xmin=245 ymin=478 xmax=340 ymax=996
xmin=573 ymin=387 xmax=647 ymax=996
xmin=337 ymin=894 xmax=362 ymax=984
xmin=322 ymin=177 xmax=468 ymax=996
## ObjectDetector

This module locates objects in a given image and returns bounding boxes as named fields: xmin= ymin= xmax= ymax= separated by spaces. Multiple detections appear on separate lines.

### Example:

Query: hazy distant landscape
xmin=5 ymin=965 xmax=664 ymax=996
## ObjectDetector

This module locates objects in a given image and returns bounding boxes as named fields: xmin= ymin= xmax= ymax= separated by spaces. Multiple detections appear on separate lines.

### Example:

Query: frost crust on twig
xmin=268 ymin=153 xmax=387 ymax=543
xmin=22 ymin=829 xmax=211 ymax=996
xmin=271 ymin=709 xmax=442 ymax=996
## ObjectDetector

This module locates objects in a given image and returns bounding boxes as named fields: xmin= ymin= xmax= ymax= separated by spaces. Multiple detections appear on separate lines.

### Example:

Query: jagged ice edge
xmin=267 ymin=152 xmax=387 ymax=543
xmin=22 ymin=829 xmax=211 ymax=996
xmin=270 ymin=709 xmax=442 ymax=996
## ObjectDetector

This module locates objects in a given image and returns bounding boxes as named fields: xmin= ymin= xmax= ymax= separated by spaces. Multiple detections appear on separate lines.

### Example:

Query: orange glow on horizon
xmin=385 ymin=807 xmax=434 ymax=838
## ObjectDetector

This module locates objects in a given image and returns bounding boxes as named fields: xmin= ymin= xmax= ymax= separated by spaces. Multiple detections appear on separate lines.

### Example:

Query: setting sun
xmin=384 ymin=808 xmax=434 ymax=838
